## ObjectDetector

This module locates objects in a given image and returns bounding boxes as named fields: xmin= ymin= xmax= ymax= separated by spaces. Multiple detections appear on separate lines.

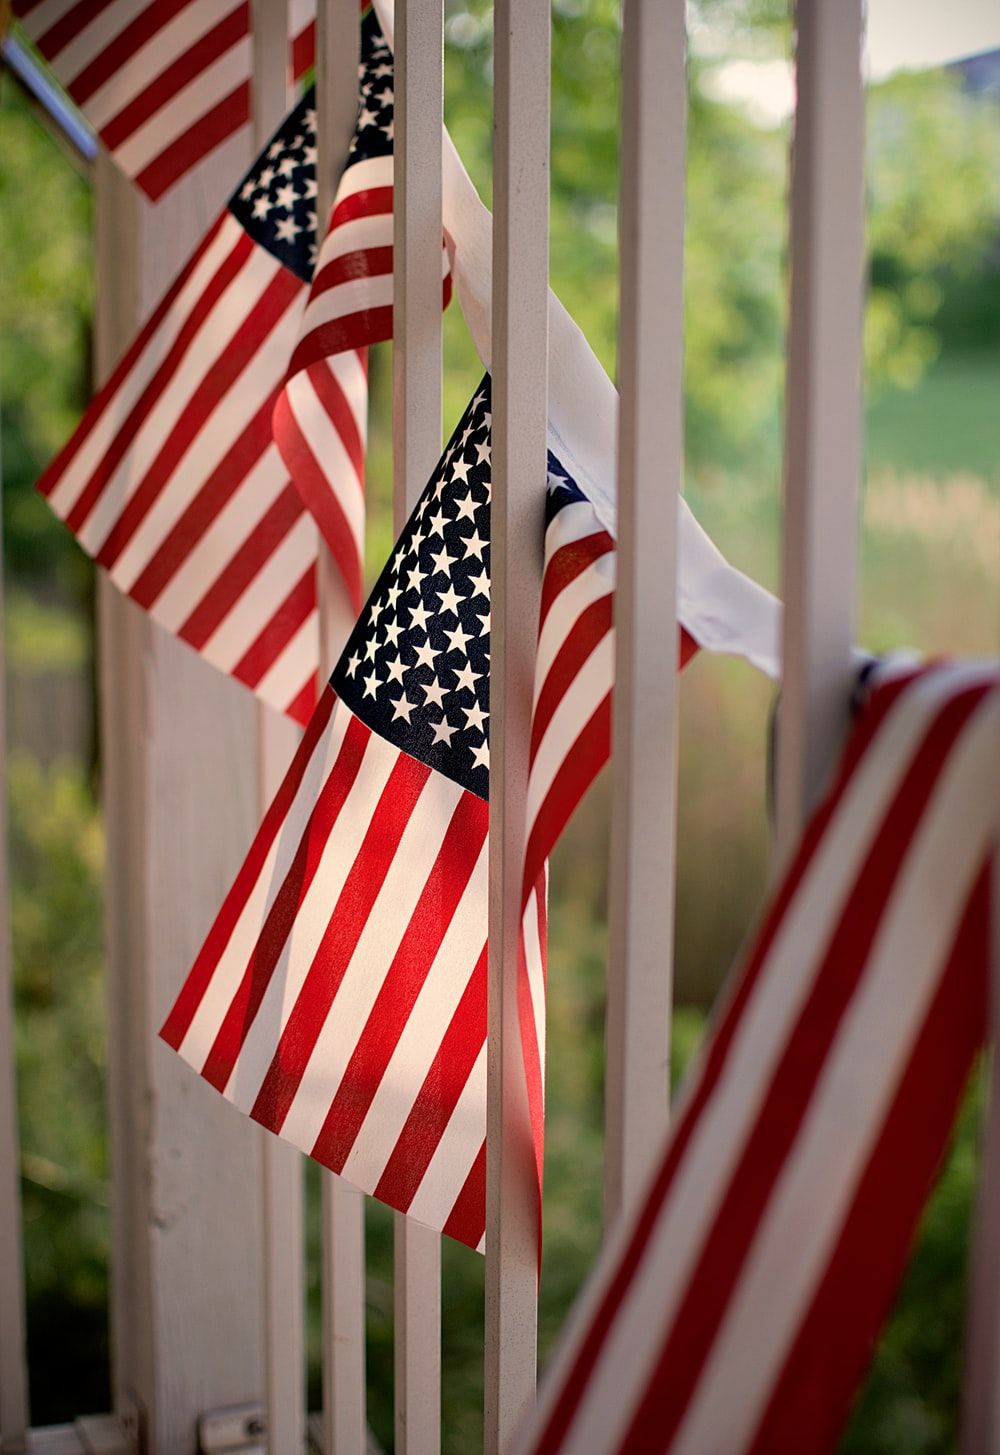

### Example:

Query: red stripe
xmin=37 ymin=213 xmax=231 ymax=502
xmin=197 ymin=709 xmax=370 ymax=1089
xmin=307 ymin=354 xmax=367 ymax=487
xmin=93 ymin=265 xmax=302 ymax=566
xmin=309 ymin=243 xmax=392 ymax=302
xmin=745 ymin=862 xmax=989 ymax=1455
xmin=135 ymin=82 xmax=250 ymax=200
xmin=285 ymin=675 xmax=318 ymax=728
xmin=523 ymin=696 xmax=611 ymax=910
xmin=273 ymin=380 xmax=364 ymax=611
xmin=69 ymin=0 xmax=226 ymax=105
xmin=308 ymin=792 xmax=488 ymax=1173
xmin=329 ymin=184 xmax=393 ymax=232
xmin=129 ymin=389 xmax=281 ymax=610
xmin=373 ymin=944 xmax=488 ymax=1221
xmin=60 ymin=226 xmax=253 ymax=533
xmin=616 ymin=685 xmax=991 ymax=1452
xmin=538 ymin=531 xmax=613 ymax=632
xmin=176 ymin=481 xmax=305 ymax=650
xmin=527 ymin=669 xmax=944 ymax=1452
xmin=291 ymin=18 xmax=315 ymax=78
xmin=231 ymin=564 xmax=315 ymax=691
xmin=288 ymin=303 xmax=395 ymax=374
xmin=442 ymin=1140 xmax=487 ymax=1249
xmin=159 ymin=684 xmax=338 ymax=1050
xmin=250 ymin=751 xmax=432 ymax=1130
xmin=97 ymin=8 xmax=249 ymax=145
xmin=33 ymin=0 xmax=119 ymax=61
xmin=530 ymin=594 xmax=612 ymax=765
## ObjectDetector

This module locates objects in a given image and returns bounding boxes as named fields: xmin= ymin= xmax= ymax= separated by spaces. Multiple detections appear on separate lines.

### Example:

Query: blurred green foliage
xmin=1 ymin=0 xmax=998 ymax=1446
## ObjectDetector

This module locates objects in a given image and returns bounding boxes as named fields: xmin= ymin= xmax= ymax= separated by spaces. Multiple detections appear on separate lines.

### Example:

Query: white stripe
xmin=75 ymin=245 xmax=292 ymax=555
xmin=105 ymin=293 xmax=305 ymax=586
xmin=289 ymin=0 xmax=314 ymax=43
xmin=672 ymin=691 xmax=998 ymax=1455
xmin=341 ymin=839 xmax=488 ymax=1192
xmin=278 ymin=769 xmax=466 ymax=1150
xmin=522 ymin=888 xmax=546 ymax=1084
xmin=545 ymin=667 xmax=991 ymax=1454
xmin=18 ymin=0 xmax=83 ymax=46
xmin=284 ymin=368 xmax=365 ymax=540
xmin=313 ymin=211 xmax=394 ymax=270
xmin=252 ymin=609 xmax=320 ymax=717
xmin=141 ymin=450 xmax=290 ymax=626
xmin=82 ymin=0 xmax=242 ymax=132
xmin=296 ymin=271 xmax=395 ymax=334
xmin=330 ymin=153 xmax=394 ymax=208
xmin=221 ymin=721 xmax=398 ymax=1112
xmin=526 ymin=634 xmax=614 ymax=831
xmin=201 ymin=512 xmax=316 ymax=672
xmin=44 ymin=218 xmax=244 ymax=519
xmin=34 ymin=0 xmax=158 ymax=74
xmin=112 ymin=37 xmax=251 ymax=176
xmin=532 ymin=555 xmax=613 ymax=713
xmin=544 ymin=497 xmax=609 ymax=558
xmin=405 ymin=1042 xmax=487 ymax=1233
xmin=175 ymin=692 xmax=352 ymax=1066
xmin=327 ymin=346 xmax=369 ymax=442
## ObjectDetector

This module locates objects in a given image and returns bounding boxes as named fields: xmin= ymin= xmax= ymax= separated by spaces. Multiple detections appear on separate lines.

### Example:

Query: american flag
xmin=12 ymin=0 xmax=317 ymax=201
xmin=516 ymin=658 xmax=997 ymax=1455
xmin=162 ymin=378 xmax=696 ymax=1248
xmin=38 ymin=87 xmax=324 ymax=723
xmin=273 ymin=6 xmax=451 ymax=638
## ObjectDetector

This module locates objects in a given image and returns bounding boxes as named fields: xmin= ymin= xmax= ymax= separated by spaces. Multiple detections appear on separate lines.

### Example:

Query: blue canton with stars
xmin=228 ymin=9 xmax=395 ymax=283
xmin=332 ymin=377 xmax=586 ymax=801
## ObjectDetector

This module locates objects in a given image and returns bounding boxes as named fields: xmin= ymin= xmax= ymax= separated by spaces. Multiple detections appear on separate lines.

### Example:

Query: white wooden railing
xmin=1 ymin=1 xmax=997 ymax=1452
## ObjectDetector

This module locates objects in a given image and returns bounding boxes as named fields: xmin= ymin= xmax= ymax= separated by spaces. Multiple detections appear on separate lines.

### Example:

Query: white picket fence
xmin=1 ymin=1 xmax=997 ymax=1452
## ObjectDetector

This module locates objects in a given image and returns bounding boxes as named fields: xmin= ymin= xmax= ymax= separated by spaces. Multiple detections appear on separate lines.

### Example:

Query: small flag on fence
xmin=11 ymin=0 xmax=317 ymax=201
xmin=515 ymin=657 xmax=997 ymax=1455
xmin=162 ymin=377 xmax=696 ymax=1249
xmin=274 ymin=4 xmax=452 ymax=639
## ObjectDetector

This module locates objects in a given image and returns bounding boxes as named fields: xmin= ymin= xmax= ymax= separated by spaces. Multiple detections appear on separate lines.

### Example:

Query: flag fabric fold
xmin=12 ymin=0 xmax=317 ymax=201
xmin=37 ymin=85 xmax=324 ymax=722
xmin=515 ymin=657 xmax=997 ymax=1455
xmin=161 ymin=376 xmax=696 ymax=1249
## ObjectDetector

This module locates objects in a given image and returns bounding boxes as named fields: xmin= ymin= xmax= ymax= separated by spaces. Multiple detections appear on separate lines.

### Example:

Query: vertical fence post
xmin=250 ymin=4 xmax=307 ymax=1451
xmin=485 ymin=1 xmax=550 ymax=1449
xmin=0 ymin=484 xmax=30 ymax=1451
xmin=604 ymin=0 xmax=687 ymax=1231
xmin=314 ymin=3 xmax=369 ymax=1450
xmin=774 ymin=0 xmax=865 ymax=864
xmin=392 ymin=2 xmax=444 ymax=1452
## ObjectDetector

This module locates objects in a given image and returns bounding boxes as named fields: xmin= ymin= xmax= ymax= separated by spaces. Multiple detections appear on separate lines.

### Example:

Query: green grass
xmin=866 ymin=352 xmax=1000 ymax=483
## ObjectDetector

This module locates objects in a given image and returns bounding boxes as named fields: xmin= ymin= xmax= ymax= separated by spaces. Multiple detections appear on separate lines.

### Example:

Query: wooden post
xmin=484 ymin=1 xmax=550 ymax=1449
xmin=604 ymin=0 xmax=686 ymax=1230
xmin=391 ymin=3 xmax=444 ymax=1452
xmin=97 ymin=148 xmax=267 ymax=1451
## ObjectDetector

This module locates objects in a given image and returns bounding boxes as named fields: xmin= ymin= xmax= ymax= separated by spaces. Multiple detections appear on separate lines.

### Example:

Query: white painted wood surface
xmin=391 ymin=3 xmax=444 ymax=1451
xmin=96 ymin=145 xmax=267 ymax=1452
xmin=485 ymin=1 xmax=550 ymax=1449
xmin=0 ymin=455 xmax=30 ymax=1449
xmin=604 ymin=0 xmax=687 ymax=1231
xmin=774 ymin=0 xmax=865 ymax=862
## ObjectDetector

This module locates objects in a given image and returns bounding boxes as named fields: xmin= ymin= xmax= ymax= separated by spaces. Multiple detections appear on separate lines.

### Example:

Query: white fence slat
xmin=391 ymin=2 xmax=444 ymax=1451
xmin=96 ymin=145 xmax=267 ymax=1450
xmin=604 ymin=0 xmax=686 ymax=1230
xmin=961 ymin=842 xmax=1000 ymax=1452
xmin=250 ymin=5 xmax=308 ymax=1449
xmin=315 ymin=5 xmax=369 ymax=1451
xmin=485 ymin=1 xmax=550 ymax=1449
xmin=774 ymin=0 xmax=865 ymax=861
xmin=0 ymin=477 xmax=30 ymax=1450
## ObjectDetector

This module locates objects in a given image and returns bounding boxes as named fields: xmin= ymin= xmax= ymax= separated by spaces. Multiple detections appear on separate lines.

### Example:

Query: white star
xmin=445 ymin=623 xmax=473 ymax=657
xmin=274 ymin=182 xmax=297 ymax=212
xmin=370 ymin=596 xmax=386 ymax=621
xmin=475 ymin=611 xmax=491 ymax=637
xmin=364 ymin=635 xmax=379 ymax=661
xmin=268 ymin=140 xmax=284 ymax=160
xmin=470 ymin=739 xmax=490 ymax=772
xmin=411 ymin=525 xmax=427 ymax=552
xmin=277 ymin=155 xmax=298 ymax=178
xmin=405 ymin=563 xmax=426 ymax=594
xmin=252 ymin=194 xmax=274 ymax=219
xmin=384 ymin=655 xmax=406 ymax=686
xmin=427 ymin=507 xmax=448 ymax=538
xmin=346 ymin=652 xmax=361 ymax=678
xmin=275 ymin=215 xmax=302 ymax=243
xmin=460 ymin=425 xmax=475 ymax=448
xmin=454 ymin=661 xmax=482 ymax=695
xmin=474 ymin=438 xmax=491 ymax=466
xmin=304 ymin=109 xmax=317 ymax=132
xmin=430 ymin=717 xmax=456 ymax=747
xmin=467 ymin=567 xmax=490 ymax=601
xmin=303 ymin=175 xmax=318 ymax=199
xmin=422 ymin=677 xmax=447 ymax=710
xmin=357 ymin=104 xmax=377 ymax=129
xmin=451 ymin=455 xmax=472 ymax=485
xmin=462 ymin=529 xmax=487 ymax=562
xmin=302 ymin=143 xmax=317 ymax=166
xmin=376 ymin=86 xmax=393 ymax=107
xmin=463 ymin=701 xmax=488 ymax=733
xmin=382 ymin=119 xmax=394 ymax=141
xmin=383 ymin=617 xmax=403 ymax=648
xmin=373 ymin=61 xmax=393 ymax=77
xmin=363 ymin=669 xmax=382 ymax=699
xmin=413 ymin=640 xmax=440 ymax=671
xmin=429 ymin=544 xmax=455 ymax=577
xmin=391 ymin=693 xmax=416 ymax=724
xmin=240 ymin=178 xmax=256 ymax=200
xmin=258 ymin=165 xmax=275 ymax=188
xmin=409 ymin=601 xmax=432 ymax=633
xmin=453 ymin=491 xmax=477 ymax=523
xmin=386 ymin=583 xmax=402 ymax=609
xmin=436 ymin=583 xmax=464 ymax=617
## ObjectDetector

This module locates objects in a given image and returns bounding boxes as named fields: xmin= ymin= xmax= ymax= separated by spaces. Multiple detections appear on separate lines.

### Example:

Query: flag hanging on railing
xmin=515 ymin=658 xmax=997 ymax=1455
xmin=161 ymin=376 xmax=695 ymax=1249
xmin=273 ymin=4 xmax=452 ymax=639
xmin=11 ymin=0 xmax=317 ymax=201
xmin=37 ymin=86 xmax=324 ymax=722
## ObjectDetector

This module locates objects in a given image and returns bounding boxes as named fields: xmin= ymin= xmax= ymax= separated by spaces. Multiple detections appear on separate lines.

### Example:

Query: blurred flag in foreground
xmin=162 ymin=377 xmax=695 ymax=1248
xmin=515 ymin=658 xmax=996 ymax=1455
xmin=11 ymin=0 xmax=316 ymax=201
